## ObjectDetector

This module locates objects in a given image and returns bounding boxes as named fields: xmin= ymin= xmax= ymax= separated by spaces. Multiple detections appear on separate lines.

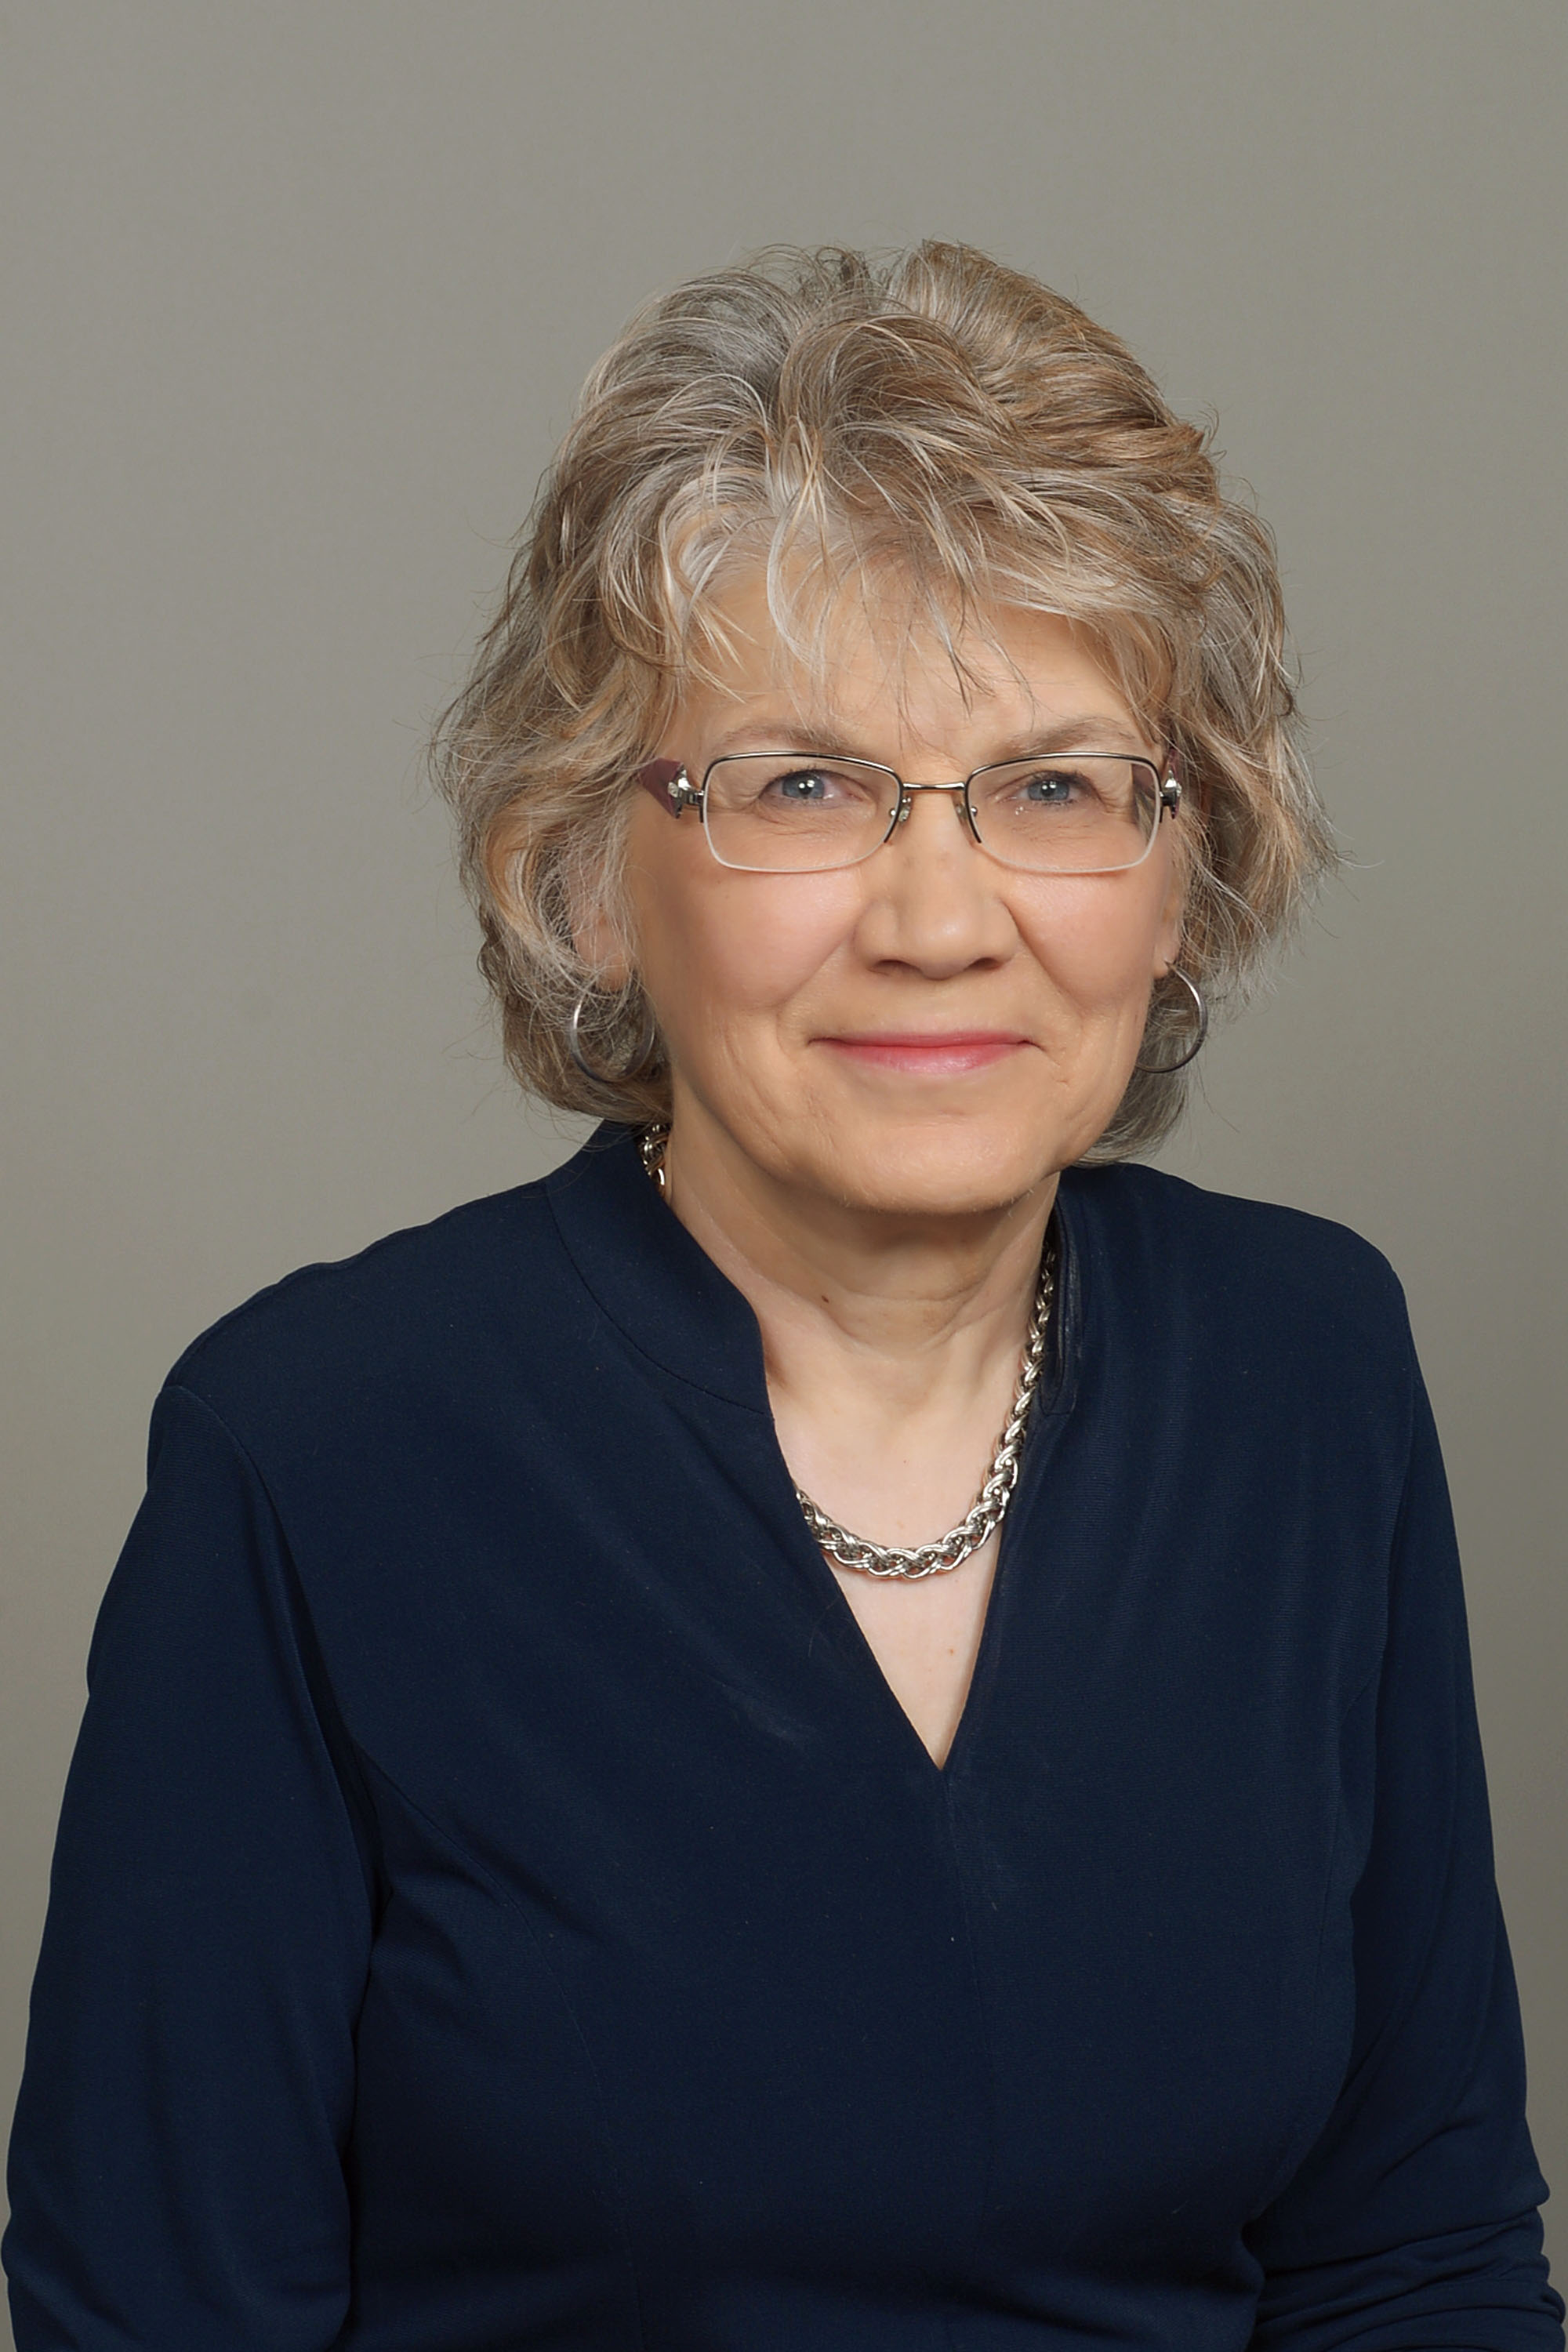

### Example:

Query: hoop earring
xmin=566 ymin=986 xmax=659 ymax=1086
xmin=1135 ymin=967 xmax=1208 ymax=1075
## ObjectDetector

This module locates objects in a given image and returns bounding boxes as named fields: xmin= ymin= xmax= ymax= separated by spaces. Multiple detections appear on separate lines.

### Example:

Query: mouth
xmin=816 ymin=1031 xmax=1030 ymax=1076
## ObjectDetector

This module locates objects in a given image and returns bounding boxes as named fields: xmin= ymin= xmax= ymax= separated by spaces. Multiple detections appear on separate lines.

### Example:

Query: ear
xmin=1152 ymin=839 xmax=1189 ymax=976
xmin=568 ymin=878 xmax=635 ymax=993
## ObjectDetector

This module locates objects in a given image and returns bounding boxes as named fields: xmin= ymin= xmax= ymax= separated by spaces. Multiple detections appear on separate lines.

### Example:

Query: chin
xmin=808 ymin=1124 xmax=1070 ymax=1221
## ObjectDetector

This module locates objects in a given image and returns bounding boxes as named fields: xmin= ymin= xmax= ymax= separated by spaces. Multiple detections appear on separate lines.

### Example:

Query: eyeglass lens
xmin=701 ymin=754 xmax=1162 ymax=875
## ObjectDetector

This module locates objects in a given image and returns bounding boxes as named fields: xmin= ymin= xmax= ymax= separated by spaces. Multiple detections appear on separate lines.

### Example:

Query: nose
xmin=891 ymin=781 xmax=978 ymax=833
xmin=857 ymin=782 xmax=1014 ymax=977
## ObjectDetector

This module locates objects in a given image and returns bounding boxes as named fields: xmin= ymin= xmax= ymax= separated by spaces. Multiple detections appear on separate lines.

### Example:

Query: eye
xmin=1019 ymin=766 xmax=1092 ymax=805
xmin=746 ymin=761 xmax=891 ymax=815
xmin=764 ymin=766 xmax=854 ymax=806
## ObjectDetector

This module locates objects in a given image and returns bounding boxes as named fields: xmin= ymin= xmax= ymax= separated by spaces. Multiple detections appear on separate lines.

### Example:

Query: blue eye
xmin=772 ymin=770 xmax=834 ymax=804
xmin=1022 ymin=768 xmax=1083 ymax=804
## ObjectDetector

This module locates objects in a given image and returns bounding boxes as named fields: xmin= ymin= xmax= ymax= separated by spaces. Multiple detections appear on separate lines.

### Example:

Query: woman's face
xmin=590 ymin=573 xmax=1186 ymax=1220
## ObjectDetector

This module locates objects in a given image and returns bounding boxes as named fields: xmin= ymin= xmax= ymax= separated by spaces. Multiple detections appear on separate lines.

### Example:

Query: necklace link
xmin=792 ymin=1267 xmax=1051 ymax=1580
xmin=640 ymin=1123 xmax=1054 ymax=1581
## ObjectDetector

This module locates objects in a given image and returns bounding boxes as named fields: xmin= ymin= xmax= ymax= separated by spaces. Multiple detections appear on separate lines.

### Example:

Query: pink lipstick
xmin=818 ymin=1032 xmax=1026 ymax=1075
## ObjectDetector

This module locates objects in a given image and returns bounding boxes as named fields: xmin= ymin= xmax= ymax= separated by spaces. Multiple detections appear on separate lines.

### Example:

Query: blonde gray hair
xmin=433 ymin=241 xmax=1334 ymax=1158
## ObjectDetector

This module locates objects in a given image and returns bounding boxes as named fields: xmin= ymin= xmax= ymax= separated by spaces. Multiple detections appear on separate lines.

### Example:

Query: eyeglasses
xmin=637 ymin=751 xmax=1181 ymax=876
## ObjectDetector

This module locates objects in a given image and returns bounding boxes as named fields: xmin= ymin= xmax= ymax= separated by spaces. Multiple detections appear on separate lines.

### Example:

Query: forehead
xmin=678 ymin=564 xmax=1147 ymax=759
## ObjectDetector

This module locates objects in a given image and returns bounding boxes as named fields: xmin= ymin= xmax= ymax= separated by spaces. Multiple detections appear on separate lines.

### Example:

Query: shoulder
xmin=1062 ymin=1159 xmax=1406 ymax=1310
xmin=1058 ymin=1161 xmax=1415 ymax=1395
xmin=163 ymin=1174 xmax=578 ymax=1454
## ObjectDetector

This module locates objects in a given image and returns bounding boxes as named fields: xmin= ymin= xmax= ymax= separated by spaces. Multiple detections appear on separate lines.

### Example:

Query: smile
xmin=818 ymin=1032 xmax=1029 ymax=1075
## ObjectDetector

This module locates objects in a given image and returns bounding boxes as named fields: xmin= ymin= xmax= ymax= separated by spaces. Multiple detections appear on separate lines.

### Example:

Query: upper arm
xmin=5 ymin=1382 xmax=376 ymax=2351
xmin=1247 ymin=1373 xmax=1562 ymax=2351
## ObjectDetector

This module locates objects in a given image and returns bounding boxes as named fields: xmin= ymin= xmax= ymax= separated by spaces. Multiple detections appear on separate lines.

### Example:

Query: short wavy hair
xmin=434 ymin=241 xmax=1334 ymax=1160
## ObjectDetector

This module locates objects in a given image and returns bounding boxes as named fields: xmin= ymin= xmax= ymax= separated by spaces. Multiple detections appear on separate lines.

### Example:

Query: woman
xmin=5 ymin=244 xmax=1560 ymax=2349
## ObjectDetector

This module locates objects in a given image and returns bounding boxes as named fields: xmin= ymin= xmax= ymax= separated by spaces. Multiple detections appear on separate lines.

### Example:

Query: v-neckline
xmin=546 ymin=1124 xmax=1082 ymax=1782
xmin=772 ymin=1220 xmax=1076 ymax=1785
xmin=827 ymin=1534 xmax=1011 ymax=1769
xmin=795 ymin=1423 xmax=1044 ymax=1782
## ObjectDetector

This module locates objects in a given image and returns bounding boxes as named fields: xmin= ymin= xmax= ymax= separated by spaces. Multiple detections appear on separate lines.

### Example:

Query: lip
xmin=817 ymin=1031 xmax=1029 ymax=1075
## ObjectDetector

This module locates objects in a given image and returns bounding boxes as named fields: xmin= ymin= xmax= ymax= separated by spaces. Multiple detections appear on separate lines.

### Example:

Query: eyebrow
xmin=703 ymin=713 xmax=1156 ymax=767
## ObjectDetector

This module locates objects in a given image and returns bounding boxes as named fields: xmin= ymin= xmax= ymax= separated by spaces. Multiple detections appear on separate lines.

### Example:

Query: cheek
xmin=635 ymin=863 xmax=862 ymax=1033
xmin=1013 ymin=874 xmax=1172 ymax=1009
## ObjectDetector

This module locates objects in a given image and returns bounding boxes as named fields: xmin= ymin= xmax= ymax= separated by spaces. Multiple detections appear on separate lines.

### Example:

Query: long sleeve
xmin=4 ymin=1147 xmax=1559 ymax=2350
xmin=5 ymin=1382 xmax=376 ymax=2351
xmin=1247 ymin=1372 xmax=1562 ymax=2350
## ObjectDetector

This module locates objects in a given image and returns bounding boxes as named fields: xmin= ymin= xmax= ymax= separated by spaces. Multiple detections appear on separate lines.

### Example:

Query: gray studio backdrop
xmin=4 ymin=0 xmax=1564 ymax=2314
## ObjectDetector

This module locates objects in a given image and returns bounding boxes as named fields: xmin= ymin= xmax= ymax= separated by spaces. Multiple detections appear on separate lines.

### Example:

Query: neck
xmin=655 ymin=1091 xmax=1055 ymax=1425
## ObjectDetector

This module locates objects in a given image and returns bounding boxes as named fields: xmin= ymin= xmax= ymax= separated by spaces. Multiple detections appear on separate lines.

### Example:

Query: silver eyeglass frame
xmin=636 ymin=751 xmax=1182 ymax=876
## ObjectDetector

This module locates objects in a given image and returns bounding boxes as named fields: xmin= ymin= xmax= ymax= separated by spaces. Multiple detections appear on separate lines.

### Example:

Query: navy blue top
xmin=5 ymin=1127 xmax=1561 ymax=2350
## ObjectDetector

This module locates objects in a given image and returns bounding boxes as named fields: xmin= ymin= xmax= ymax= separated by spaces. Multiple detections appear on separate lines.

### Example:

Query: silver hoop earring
xmin=566 ymin=986 xmax=659 ymax=1087
xmin=1135 ymin=967 xmax=1208 ymax=1075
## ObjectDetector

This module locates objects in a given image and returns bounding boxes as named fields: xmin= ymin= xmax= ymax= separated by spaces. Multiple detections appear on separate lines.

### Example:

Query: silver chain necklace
xmin=639 ymin=1123 xmax=1054 ymax=1582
